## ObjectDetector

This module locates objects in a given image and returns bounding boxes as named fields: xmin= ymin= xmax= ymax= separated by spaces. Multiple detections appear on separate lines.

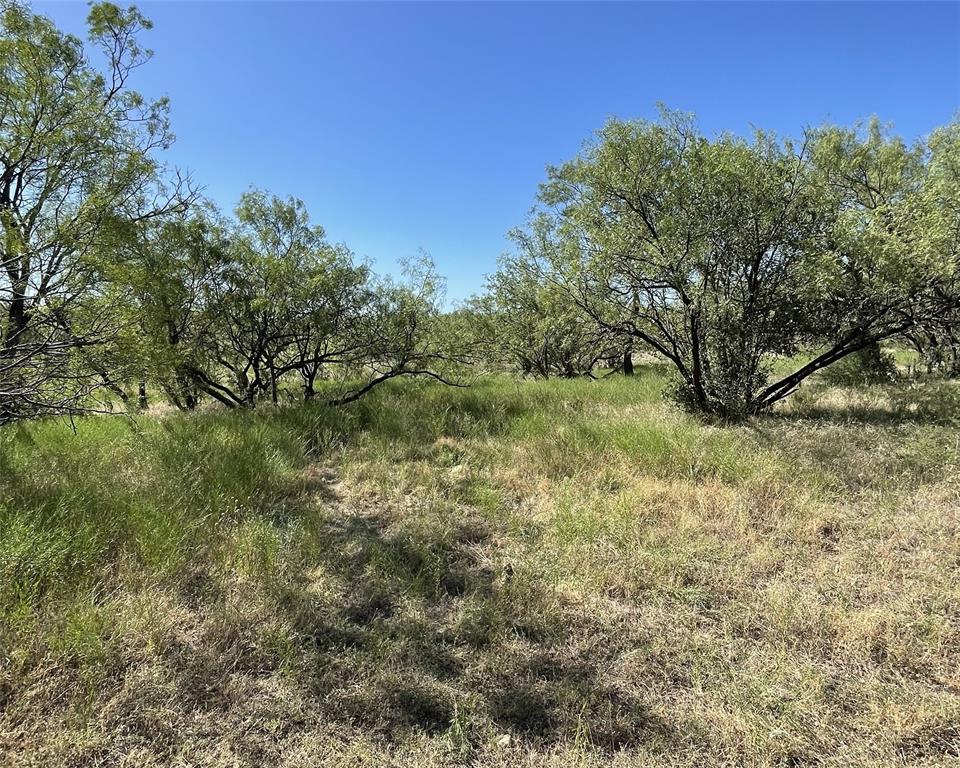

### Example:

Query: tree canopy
xmin=0 ymin=0 xmax=191 ymax=421
xmin=1 ymin=4 xmax=958 ymax=423
xmin=519 ymin=109 xmax=960 ymax=417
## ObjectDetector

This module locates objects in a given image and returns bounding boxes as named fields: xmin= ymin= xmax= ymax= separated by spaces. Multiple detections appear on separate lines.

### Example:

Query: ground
xmin=1 ymin=369 xmax=958 ymax=766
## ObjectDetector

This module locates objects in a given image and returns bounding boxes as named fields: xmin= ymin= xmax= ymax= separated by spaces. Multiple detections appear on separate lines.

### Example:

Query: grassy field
xmin=1 ymin=368 xmax=959 ymax=766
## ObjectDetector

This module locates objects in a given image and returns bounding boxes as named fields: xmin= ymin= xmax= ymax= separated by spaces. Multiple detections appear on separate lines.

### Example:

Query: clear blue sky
xmin=37 ymin=1 xmax=960 ymax=302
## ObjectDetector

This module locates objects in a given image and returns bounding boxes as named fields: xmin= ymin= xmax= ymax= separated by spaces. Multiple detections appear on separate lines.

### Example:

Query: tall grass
xmin=2 ymin=369 xmax=959 ymax=767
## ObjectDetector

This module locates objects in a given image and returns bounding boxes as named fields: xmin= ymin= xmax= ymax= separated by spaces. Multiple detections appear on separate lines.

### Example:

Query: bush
xmin=821 ymin=345 xmax=898 ymax=386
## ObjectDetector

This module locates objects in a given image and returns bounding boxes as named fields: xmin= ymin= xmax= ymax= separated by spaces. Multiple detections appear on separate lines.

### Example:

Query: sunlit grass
xmin=2 ymin=370 xmax=959 ymax=766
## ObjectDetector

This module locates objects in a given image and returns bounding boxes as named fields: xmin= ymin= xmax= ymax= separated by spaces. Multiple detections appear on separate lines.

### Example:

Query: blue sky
xmin=37 ymin=1 xmax=960 ymax=302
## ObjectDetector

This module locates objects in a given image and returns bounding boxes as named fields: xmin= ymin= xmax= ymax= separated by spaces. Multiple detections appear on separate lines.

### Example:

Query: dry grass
xmin=1 ymin=371 xmax=959 ymax=766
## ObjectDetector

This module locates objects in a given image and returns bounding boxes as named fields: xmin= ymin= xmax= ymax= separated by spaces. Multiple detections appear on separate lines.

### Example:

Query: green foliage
xmin=821 ymin=343 xmax=898 ymax=386
xmin=526 ymin=109 xmax=960 ymax=418
xmin=1 ymin=0 xmax=957 ymax=431
xmin=1 ymin=5 xmax=459 ymax=422
xmin=2 ymin=375 xmax=959 ymax=765
xmin=889 ymin=380 xmax=960 ymax=424
xmin=0 ymin=1 xmax=191 ymax=422
xmin=472 ymin=220 xmax=621 ymax=377
xmin=109 ymin=191 xmax=462 ymax=410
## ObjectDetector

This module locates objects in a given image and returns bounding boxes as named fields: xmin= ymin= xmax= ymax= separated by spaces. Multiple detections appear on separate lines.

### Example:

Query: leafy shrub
xmin=821 ymin=346 xmax=898 ymax=386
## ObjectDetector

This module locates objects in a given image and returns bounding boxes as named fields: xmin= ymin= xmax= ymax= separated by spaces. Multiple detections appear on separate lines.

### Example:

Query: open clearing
xmin=1 ymin=371 xmax=959 ymax=767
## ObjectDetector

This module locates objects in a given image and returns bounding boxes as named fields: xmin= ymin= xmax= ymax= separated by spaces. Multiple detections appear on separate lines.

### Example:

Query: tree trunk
xmin=137 ymin=380 xmax=148 ymax=410
xmin=94 ymin=364 xmax=128 ymax=406
xmin=303 ymin=368 xmax=317 ymax=401
xmin=3 ymin=293 xmax=28 ymax=350
xmin=623 ymin=349 xmax=634 ymax=376
xmin=168 ymin=370 xmax=198 ymax=410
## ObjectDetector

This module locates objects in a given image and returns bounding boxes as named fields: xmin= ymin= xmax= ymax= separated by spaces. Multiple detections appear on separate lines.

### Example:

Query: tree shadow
xmin=274 ymin=485 xmax=674 ymax=753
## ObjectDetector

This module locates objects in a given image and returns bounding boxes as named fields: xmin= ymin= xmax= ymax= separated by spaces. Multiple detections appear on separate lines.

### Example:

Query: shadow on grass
xmin=275 ymin=489 xmax=673 ymax=753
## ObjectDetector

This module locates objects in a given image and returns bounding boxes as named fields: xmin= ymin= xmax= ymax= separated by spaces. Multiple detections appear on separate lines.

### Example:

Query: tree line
xmin=0 ymin=1 xmax=462 ymax=423
xmin=2 ymin=2 xmax=958 ymax=424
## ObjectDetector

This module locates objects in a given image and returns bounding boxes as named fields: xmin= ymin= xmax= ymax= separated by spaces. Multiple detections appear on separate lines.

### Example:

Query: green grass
xmin=1 ymin=369 xmax=959 ymax=766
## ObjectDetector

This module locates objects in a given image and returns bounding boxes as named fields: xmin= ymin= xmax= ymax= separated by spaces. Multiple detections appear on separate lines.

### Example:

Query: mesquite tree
xmin=901 ymin=121 xmax=960 ymax=377
xmin=0 ymin=1 xmax=191 ymax=422
xmin=107 ymin=211 xmax=227 ymax=409
xmin=474 ymin=219 xmax=622 ymax=378
xmin=126 ymin=192 xmax=461 ymax=409
xmin=535 ymin=110 xmax=959 ymax=418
